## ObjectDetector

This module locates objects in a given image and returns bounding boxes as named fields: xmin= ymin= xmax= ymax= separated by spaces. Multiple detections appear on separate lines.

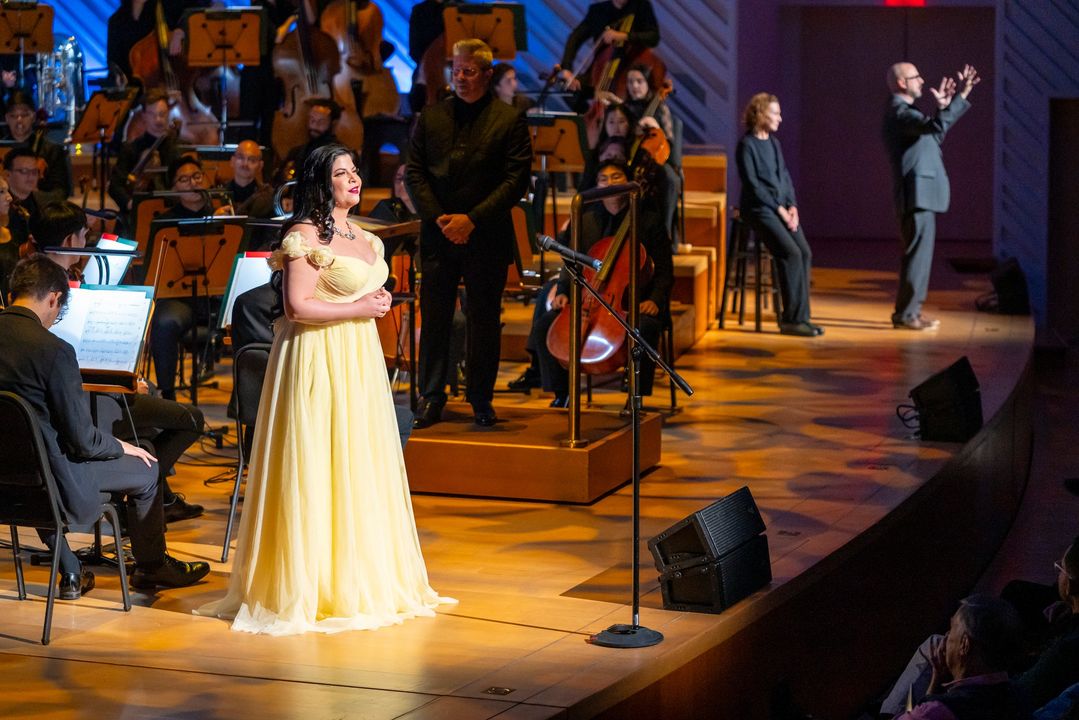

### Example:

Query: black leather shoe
xmin=131 ymin=555 xmax=211 ymax=590
xmin=549 ymin=395 xmax=569 ymax=408
xmin=412 ymin=397 xmax=445 ymax=429
xmin=163 ymin=493 xmax=204 ymax=523
xmin=807 ymin=323 xmax=825 ymax=336
xmin=507 ymin=369 xmax=541 ymax=392
xmin=472 ymin=401 xmax=498 ymax=427
xmin=58 ymin=569 xmax=95 ymax=600
xmin=778 ymin=322 xmax=818 ymax=337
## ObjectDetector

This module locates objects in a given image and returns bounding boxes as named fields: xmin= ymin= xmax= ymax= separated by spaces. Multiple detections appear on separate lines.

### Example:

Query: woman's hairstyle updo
xmin=743 ymin=92 xmax=778 ymax=134
xmin=283 ymin=142 xmax=357 ymax=245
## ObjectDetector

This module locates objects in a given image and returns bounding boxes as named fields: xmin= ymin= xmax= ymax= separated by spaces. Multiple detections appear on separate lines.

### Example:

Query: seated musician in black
xmin=219 ymin=140 xmax=273 ymax=216
xmin=148 ymin=155 xmax=217 ymax=401
xmin=0 ymin=255 xmax=210 ymax=599
xmin=623 ymin=63 xmax=680 ymax=245
xmin=4 ymin=147 xmax=50 ymax=250
xmin=108 ymin=89 xmax=183 ymax=220
xmin=557 ymin=0 xmax=661 ymax=111
xmin=1 ymin=88 xmax=72 ymax=202
xmin=32 ymin=202 xmax=206 ymax=523
xmin=530 ymin=161 xmax=672 ymax=408
xmin=107 ymin=0 xmax=211 ymax=87
xmin=279 ymin=98 xmax=342 ymax=179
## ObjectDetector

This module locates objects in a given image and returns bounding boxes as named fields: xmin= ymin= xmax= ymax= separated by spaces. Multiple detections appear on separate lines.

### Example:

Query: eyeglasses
xmin=452 ymin=66 xmax=481 ymax=78
xmin=175 ymin=172 xmax=204 ymax=185
xmin=905 ymin=74 xmax=922 ymax=81
xmin=1055 ymin=561 xmax=1075 ymax=579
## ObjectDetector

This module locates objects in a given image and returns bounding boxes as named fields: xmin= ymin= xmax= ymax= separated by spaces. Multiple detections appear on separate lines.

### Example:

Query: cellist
xmin=556 ymin=0 xmax=660 ymax=112
xmin=528 ymin=161 xmax=672 ymax=409
xmin=107 ymin=0 xmax=210 ymax=86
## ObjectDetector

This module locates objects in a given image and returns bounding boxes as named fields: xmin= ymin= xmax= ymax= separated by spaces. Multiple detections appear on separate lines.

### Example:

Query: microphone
xmin=538 ymin=235 xmax=602 ymax=272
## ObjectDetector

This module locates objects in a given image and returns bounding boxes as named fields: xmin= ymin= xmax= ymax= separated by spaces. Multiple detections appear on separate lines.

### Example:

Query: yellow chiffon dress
xmin=196 ymin=229 xmax=454 ymax=635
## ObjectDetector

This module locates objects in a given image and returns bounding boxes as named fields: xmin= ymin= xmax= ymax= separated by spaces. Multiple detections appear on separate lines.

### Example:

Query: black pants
xmin=418 ymin=250 xmax=508 ymax=405
xmin=149 ymin=299 xmax=196 ymax=401
xmin=41 ymin=454 xmax=166 ymax=575
xmin=532 ymin=279 xmax=663 ymax=397
xmin=746 ymin=210 xmax=813 ymax=325
xmin=894 ymin=209 xmax=936 ymax=322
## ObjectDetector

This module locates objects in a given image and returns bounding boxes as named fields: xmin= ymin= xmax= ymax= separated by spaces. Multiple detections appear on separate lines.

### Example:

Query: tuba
xmin=37 ymin=35 xmax=85 ymax=139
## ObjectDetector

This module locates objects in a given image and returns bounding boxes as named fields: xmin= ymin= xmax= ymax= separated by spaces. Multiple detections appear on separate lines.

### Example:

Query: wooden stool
xmin=719 ymin=214 xmax=781 ymax=332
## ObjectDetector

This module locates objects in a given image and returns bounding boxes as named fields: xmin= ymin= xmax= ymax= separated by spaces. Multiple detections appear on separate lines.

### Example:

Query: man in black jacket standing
xmin=883 ymin=62 xmax=979 ymax=331
xmin=406 ymin=38 xmax=531 ymax=428
xmin=0 ymin=256 xmax=209 ymax=598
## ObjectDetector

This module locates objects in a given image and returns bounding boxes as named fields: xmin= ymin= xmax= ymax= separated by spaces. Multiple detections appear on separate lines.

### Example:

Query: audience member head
xmin=743 ymin=92 xmax=781 ymax=136
xmin=4 ymin=146 xmax=41 ymax=200
xmin=287 ymin=142 xmax=358 ymax=244
xmin=305 ymin=98 xmax=341 ymax=140
xmin=4 ymin=88 xmax=37 ymax=142
xmin=888 ymin=62 xmax=924 ymax=100
xmin=491 ymin=63 xmax=518 ymax=105
xmin=1058 ymin=535 xmax=1079 ymax=610
xmin=602 ymin=103 xmax=636 ymax=142
xmin=945 ymin=593 xmax=1023 ymax=680
xmin=452 ymin=38 xmax=494 ymax=103
xmin=8 ymin=253 xmax=70 ymax=326
xmin=140 ymin=89 xmax=173 ymax=138
xmin=596 ymin=160 xmax=630 ymax=214
xmin=230 ymin=140 xmax=264 ymax=187
xmin=31 ymin=202 xmax=88 ymax=270
xmin=168 ymin=155 xmax=206 ymax=211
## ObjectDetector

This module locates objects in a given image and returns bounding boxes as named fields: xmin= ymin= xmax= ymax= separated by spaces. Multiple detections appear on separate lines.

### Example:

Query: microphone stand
xmin=562 ymin=189 xmax=694 ymax=649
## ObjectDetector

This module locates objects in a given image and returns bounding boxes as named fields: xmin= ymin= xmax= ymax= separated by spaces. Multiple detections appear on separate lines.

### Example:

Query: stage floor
xmin=0 ymin=256 xmax=1033 ymax=719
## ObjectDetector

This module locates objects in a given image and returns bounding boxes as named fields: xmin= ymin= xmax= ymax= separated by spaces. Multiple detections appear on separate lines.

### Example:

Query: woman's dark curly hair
xmin=281 ymin=142 xmax=357 ymax=246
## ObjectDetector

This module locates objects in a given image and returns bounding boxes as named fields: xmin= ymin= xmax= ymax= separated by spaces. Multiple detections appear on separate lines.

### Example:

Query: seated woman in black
xmin=622 ymin=63 xmax=680 ymax=246
xmin=735 ymin=92 xmax=822 ymax=337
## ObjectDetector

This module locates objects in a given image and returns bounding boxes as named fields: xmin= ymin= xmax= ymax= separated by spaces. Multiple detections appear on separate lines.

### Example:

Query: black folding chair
xmin=0 ymin=391 xmax=131 ymax=645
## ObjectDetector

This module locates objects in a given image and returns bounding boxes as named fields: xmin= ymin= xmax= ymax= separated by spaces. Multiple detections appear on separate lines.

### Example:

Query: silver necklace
xmin=332 ymin=223 xmax=356 ymax=241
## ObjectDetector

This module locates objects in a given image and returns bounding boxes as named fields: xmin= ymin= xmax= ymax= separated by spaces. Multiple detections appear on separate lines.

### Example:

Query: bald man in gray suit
xmin=883 ymin=62 xmax=980 ymax=330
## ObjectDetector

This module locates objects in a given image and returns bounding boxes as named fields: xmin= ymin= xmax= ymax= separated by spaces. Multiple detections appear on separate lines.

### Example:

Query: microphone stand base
xmin=589 ymin=623 xmax=663 ymax=648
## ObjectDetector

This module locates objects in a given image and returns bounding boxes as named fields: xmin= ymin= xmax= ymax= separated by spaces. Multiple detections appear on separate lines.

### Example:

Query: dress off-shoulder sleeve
xmin=268 ymin=231 xmax=336 ymax=271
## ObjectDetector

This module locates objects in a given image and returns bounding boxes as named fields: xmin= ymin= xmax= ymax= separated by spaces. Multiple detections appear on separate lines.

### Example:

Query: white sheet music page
xmin=50 ymin=286 xmax=153 ymax=374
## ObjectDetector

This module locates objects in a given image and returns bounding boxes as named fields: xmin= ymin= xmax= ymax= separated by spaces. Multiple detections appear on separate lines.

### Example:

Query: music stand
xmin=70 ymin=88 xmax=139 ymax=209
xmin=0 ymin=2 xmax=52 ymax=86
xmin=182 ymin=7 xmax=265 ymax=146
xmin=442 ymin=4 xmax=526 ymax=60
xmin=146 ymin=215 xmax=246 ymax=405
xmin=528 ymin=113 xmax=588 ymax=279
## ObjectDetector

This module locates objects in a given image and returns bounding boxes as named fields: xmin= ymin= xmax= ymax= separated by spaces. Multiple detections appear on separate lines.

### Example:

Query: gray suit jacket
xmin=882 ymin=94 xmax=970 ymax=215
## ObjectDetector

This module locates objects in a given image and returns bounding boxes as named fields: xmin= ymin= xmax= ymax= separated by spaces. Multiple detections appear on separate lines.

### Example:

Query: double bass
xmin=320 ymin=0 xmax=401 ymax=129
xmin=271 ymin=0 xmax=341 ymax=160
xmin=126 ymin=0 xmax=219 ymax=145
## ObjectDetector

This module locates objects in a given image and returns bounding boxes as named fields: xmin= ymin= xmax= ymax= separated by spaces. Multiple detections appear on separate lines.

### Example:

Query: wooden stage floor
xmin=0 ymin=260 xmax=1033 ymax=719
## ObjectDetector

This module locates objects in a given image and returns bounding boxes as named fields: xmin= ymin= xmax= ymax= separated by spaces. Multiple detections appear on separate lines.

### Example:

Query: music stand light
xmin=182 ymin=7 xmax=265 ymax=146
xmin=441 ymin=4 xmax=526 ymax=60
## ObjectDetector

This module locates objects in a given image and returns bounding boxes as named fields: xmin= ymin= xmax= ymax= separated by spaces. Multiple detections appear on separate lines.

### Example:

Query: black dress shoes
xmin=507 ymin=368 xmax=541 ymax=392
xmin=471 ymin=401 xmax=498 ymax=427
xmin=58 ymin=569 xmax=95 ymax=600
xmin=412 ymin=397 xmax=445 ymax=429
xmin=549 ymin=395 xmax=569 ymax=408
xmin=778 ymin=322 xmax=818 ymax=337
xmin=807 ymin=323 xmax=825 ymax=336
xmin=163 ymin=493 xmax=204 ymax=524
xmin=131 ymin=555 xmax=211 ymax=590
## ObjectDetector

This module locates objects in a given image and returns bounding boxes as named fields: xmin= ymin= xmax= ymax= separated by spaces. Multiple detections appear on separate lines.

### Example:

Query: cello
xmin=271 ymin=0 xmax=341 ymax=160
xmin=126 ymin=0 xmax=220 ymax=145
xmin=320 ymin=0 xmax=401 ymax=124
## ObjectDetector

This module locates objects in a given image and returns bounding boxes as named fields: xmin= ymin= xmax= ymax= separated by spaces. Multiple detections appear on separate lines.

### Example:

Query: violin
xmin=628 ymin=78 xmax=674 ymax=169
xmin=271 ymin=0 xmax=341 ymax=160
xmin=545 ymin=211 xmax=654 ymax=376
xmin=126 ymin=0 xmax=219 ymax=145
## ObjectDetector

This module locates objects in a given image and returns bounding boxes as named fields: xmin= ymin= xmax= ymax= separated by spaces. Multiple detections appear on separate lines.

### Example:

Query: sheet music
xmin=82 ymin=236 xmax=137 ymax=286
xmin=219 ymin=253 xmax=273 ymax=328
xmin=51 ymin=287 xmax=153 ymax=374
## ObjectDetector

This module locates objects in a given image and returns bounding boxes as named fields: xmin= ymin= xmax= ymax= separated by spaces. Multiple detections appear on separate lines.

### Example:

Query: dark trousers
xmin=532 ymin=279 xmax=663 ymax=397
xmin=150 ymin=299 xmax=196 ymax=400
xmin=747 ymin=210 xmax=813 ymax=325
xmin=41 ymin=454 xmax=166 ymax=575
xmin=894 ymin=209 xmax=936 ymax=322
xmin=418 ymin=250 xmax=508 ymax=405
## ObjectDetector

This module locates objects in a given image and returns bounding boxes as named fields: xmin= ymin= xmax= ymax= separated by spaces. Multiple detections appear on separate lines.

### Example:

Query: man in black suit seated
xmin=1 ymin=88 xmax=72 ymax=202
xmin=108 ymin=90 xmax=183 ymax=220
xmin=0 ymin=256 xmax=210 ymax=598
xmin=406 ymin=38 xmax=531 ymax=428
xmin=5 ymin=147 xmax=50 ymax=248
xmin=220 ymin=140 xmax=274 ymax=219
xmin=529 ymin=161 xmax=672 ymax=408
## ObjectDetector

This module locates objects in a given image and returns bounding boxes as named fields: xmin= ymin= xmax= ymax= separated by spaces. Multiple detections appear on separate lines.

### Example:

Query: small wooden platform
xmin=405 ymin=406 xmax=663 ymax=503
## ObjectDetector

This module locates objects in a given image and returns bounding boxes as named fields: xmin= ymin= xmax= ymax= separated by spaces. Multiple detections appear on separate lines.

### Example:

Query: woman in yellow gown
xmin=196 ymin=144 xmax=454 ymax=635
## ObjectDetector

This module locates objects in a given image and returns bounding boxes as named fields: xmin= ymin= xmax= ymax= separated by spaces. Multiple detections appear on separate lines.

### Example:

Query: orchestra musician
xmin=107 ymin=0 xmax=211 ymax=86
xmin=108 ymin=89 xmax=183 ymax=217
xmin=407 ymin=0 xmax=448 ymax=113
xmin=529 ymin=160 xmax=672 ymax=408
xmin=279 ymin=98 xmax=342 ymax=179
xmin=405 ymin=38 xmax=531 ymax=428
xmin=557 ymin=0 xmax=660 ymax=109
xmin=1 ymin=89 xmax=73 ymax=202
xmin=0 ymin=175 xmax=15 ymax=301
xmin=5 ymin=147 xmax=49 ymax=251
xmin=218 ymin=140 xmax=274 ymax=217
